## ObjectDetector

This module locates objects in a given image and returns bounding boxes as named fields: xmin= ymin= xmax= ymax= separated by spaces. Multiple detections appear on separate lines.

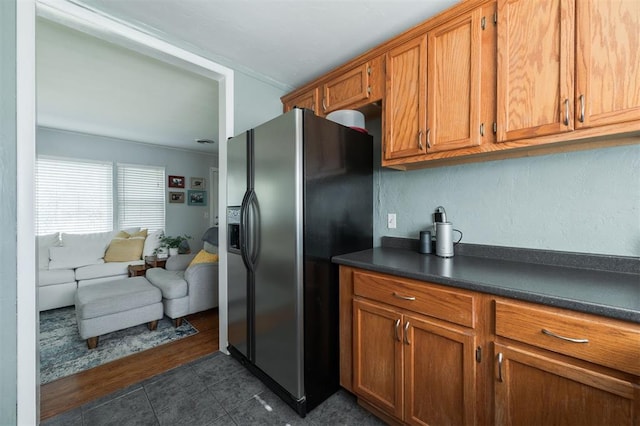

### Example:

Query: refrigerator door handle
xmin=240 ymin=189 xmax=254 ymax=271
xmin=248 ymin=191 xmax=260 ymax=267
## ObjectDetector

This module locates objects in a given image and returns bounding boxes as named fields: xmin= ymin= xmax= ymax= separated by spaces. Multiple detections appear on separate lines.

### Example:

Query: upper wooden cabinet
xmin=496 ymin=0 xmax=575 ymax=141
xmin=321 ymin=55 xmax=385 ymax=114
xmin=427 ymin=7 xmax=483 ymax=153
xmin=282 ymin=0 xmax=639 ymax=170
xmin=283 ymin=87 xmax=319 ymax=114
xmin=383 ymin=35 xmax=428 ymax=161
xmin=575 ymin=0 xmax=640 ymax=129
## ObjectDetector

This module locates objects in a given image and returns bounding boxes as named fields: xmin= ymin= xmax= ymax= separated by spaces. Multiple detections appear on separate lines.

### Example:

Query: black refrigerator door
xmin=302 ymin=110 xmax=373 ymax=412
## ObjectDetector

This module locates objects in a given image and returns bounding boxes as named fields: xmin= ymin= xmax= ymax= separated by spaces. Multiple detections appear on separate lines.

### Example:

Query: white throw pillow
xmin=37 ymin=232 xmax=60 ymax=270
xmin=143 ymin=229 xmax=164 ymax=257
xmin=61 ymin=231 xmax=112 ymax=262
xmin=48 ymin=246 xmax=105 ymax=270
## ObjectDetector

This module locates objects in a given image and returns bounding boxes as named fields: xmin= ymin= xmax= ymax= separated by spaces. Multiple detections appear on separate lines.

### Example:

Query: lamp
xmin=201 ymin=227 xmax=219 ymax=253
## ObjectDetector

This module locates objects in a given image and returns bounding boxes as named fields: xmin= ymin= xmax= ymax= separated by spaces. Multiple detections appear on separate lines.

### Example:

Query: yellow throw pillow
xmin=104 ymin=229 xmax=148 ymax=262
xmin=189 ymin=249 xmax=219 ymax=267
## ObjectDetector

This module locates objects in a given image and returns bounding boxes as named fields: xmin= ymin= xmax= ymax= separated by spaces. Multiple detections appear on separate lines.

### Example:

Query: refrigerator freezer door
xmin=253 ymin=110 xmax=305 ymax=400
xmin=227 ymin=133 xmax=250 ymax=359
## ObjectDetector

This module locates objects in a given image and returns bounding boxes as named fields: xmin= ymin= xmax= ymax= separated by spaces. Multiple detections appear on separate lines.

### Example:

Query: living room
xmin=31 ymin=4 xmax=288 ymax=423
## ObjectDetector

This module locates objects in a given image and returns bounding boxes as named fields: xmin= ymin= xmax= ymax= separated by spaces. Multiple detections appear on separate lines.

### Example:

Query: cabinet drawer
xmin=495 ymin=299 xmax=640 ymax=376
xmin=353 ymin=271 xmax=475 ymax=328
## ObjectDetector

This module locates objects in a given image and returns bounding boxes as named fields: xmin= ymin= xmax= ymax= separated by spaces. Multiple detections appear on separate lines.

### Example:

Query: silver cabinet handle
xmin=403 ymin=321 xmax=410 ymax=345
xmin=418 ymin=131 xmax=424 ymax=150
xmin=393 ymin=292 xmax=416 ymax=301
xmin=480 ymin=123 xmax=485 ymax=136
xmin=541 ymin=328 xmax=589 ymax=343
xmin=394 ymin=319 xmax=401 ymax=342
xmin=426 ymin=128 xmax=432 ymax=149
xmin=564 ymin=98 xmax=570 ymax=126
xmin=322 ymin=98 xmax=327 ymax=112
xmin=578 ymin=94 xmax=585 ymax=123
xmin=497 ymin=352 xmax=504 ymax=382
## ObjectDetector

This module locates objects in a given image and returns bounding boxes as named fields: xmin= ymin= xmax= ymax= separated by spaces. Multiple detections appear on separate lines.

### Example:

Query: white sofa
xmin=37 ymin=228 xmax=163 ymax=311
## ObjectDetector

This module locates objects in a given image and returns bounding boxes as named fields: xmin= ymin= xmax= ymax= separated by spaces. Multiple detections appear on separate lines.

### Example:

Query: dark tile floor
xmin=42 ymin=352 xmax=386 ymax=426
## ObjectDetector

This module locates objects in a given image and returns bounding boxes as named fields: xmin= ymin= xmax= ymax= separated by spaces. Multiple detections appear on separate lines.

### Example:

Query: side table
xmin=128 ymin=264 xmax=147 ymax=277
xmin=145 ymin=255 xmax=167 ymax=269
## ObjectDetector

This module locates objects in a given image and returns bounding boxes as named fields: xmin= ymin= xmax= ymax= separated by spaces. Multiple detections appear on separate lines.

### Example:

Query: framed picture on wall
xmin=169 ymin=192 xmax=184 ymax=203
xmin=188 ymin=190 xmax=207 ymax=206
xmin=168 ymin=175 xmax=185 ymax=188
xmin=190 ymin=177 xmax=205 ymax=189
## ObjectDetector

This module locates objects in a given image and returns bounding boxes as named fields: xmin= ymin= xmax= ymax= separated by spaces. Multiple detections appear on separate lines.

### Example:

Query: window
xmin=36 ymin=156 xmax=113 ymax=235
xmin=117 ymin=163 xmax=165 ymax=232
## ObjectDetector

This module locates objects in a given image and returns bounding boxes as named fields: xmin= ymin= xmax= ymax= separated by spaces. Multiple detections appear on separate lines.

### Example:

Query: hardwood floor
xmin=40 ymin=308 xmax=219 ymax=422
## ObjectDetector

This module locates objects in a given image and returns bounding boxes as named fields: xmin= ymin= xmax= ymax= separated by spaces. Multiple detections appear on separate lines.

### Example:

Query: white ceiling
xmin=37 ymin=0 xmax=459 ymax=152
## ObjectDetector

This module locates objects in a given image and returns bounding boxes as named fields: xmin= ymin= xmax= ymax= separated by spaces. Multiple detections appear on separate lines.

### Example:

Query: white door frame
xmin=17 ymin=1 xmax=234 ymax=418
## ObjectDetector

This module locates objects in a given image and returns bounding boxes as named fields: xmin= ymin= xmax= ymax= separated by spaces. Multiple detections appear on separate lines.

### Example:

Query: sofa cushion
xmin=145 ymin=268 xmax=188 ymax=299
xmin=38 ymin=268 xmax=75 ymax=287
xmin=48 ymin=247 xmax=104 ymax=270
xmin=61 ymin=231 xmax=112 ymax=263
xmin=104 ymin=229 xmax=147 ymax=262
xmin=75 ymin=260 xmax=144 ymax=281
xmin=143 ymin=229 xmax=163 ymax=257
xmin=37 ymin=232 xmax=60 ymax=270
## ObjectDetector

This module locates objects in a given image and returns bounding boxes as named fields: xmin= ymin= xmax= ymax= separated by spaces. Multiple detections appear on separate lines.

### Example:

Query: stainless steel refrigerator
xmin=226 ymin=108 xmax=373 ymax=416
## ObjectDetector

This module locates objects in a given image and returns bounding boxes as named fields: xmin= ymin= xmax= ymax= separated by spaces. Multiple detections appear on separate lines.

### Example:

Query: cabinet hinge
xmin=481 ymin=16 xmax=486 ymax=30
xmin=367 ymin=66 xmax=371 ymax=75
xmin=476 ymin=346 xmax=482 ymax=363
xmin=367 ymin=86 xmax=372 ymax=95
xmin=493 ymin=12 xmax=497 ymax=25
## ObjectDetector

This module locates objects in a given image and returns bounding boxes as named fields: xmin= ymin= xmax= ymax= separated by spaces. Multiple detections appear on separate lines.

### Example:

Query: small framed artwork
xmin=168 ymin=175 xmax=185 ymax=188
xmin=169 ymin=191 xmax=184 ymax=203
xmin=190 ymin=177 xmax=205 ymax=189
xmin=188 ymin=190 xmax=207 ymax=206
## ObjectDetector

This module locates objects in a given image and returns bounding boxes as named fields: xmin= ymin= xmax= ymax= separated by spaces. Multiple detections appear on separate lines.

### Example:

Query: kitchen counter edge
xmin=333 ymin=247 xmax=640 ymax=324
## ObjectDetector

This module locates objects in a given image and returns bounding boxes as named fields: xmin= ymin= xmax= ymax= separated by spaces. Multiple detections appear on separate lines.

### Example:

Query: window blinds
xmin=117 ymin=163 xmax=165 ymax=232
xmin=36 ymin=156 xmax=113 ymax=235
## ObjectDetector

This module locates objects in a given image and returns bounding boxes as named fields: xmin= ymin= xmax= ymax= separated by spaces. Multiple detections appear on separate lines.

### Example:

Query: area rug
xmin=40 ymin=306 xmax=198 ymax=384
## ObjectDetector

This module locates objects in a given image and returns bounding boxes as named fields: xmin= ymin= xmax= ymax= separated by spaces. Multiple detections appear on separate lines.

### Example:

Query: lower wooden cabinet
xmin=340 ymin=266 xmax=640 ymax=426
xmin=494 ymin=343 xmax=639 ymax=426
xmin=352 ymin=297 xmax=477 ymax=425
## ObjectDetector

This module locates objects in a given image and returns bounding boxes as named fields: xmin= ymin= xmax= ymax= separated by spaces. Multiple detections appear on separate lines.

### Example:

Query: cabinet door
xmin=322 ymin=63 xmax=370 ymax=114
xmin=496 ymin=0 xmax=574 ymax=141
xmin=495 ymin=344 xmax=638 ymax=426
xmin=384 ymin=35 xmax=428 ymax=161
xmin=353 ymin=299 xmax=403 ymax=419
xmin=404 ymin=314 xmax=477 ymax=426
xmin=284 ymin=88 xmax=318 ymax=114
xmin=575 ymin=0 xmax=640 ymax=129
xmin=427 ymin=7 xmax=482 ymax=153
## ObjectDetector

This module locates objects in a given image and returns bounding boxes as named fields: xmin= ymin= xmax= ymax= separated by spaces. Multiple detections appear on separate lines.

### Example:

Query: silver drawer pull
xmin=393 ymin=292 xmax=416 ymax=301
xmin=541 ymin=328 xmax=589 ymax=344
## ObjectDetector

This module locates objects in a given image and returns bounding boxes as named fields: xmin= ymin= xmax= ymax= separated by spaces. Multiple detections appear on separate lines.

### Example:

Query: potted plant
xmin=158 ymin=233 xmax=191 ymax=256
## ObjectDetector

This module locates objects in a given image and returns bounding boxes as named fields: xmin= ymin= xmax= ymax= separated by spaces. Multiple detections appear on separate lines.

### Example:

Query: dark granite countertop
xmin=332 ymin=245 xmax=640 ymax=323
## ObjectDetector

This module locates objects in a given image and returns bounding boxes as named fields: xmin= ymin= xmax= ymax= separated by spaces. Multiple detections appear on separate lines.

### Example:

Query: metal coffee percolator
xmin=433 ymin=206 xmax=454 ymax=258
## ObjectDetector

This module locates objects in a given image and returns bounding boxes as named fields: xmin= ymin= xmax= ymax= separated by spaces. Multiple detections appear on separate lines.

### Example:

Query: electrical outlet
xmin=387 ymin=213 xmax=397 ymax=229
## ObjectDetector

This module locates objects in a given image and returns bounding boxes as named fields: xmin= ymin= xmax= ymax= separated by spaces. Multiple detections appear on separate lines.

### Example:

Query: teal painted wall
xmin=0 ymin=0 xmax=18 ymax=423
xmin=370 ymin=124 xmax=640 ymax=256
xmin=233 ymin=70 xmax=285 ymax=135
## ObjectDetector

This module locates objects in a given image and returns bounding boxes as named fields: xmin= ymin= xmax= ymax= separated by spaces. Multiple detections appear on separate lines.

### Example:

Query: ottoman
xmin=75 ymin=276 xmax=163 ymax=349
